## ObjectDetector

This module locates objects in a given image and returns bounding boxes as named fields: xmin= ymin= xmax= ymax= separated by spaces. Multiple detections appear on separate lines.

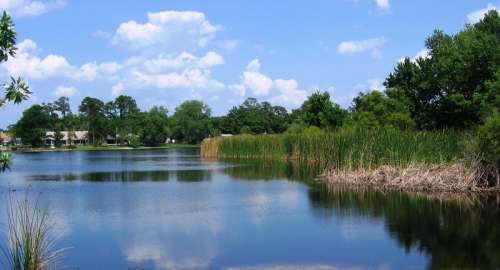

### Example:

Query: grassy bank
xmin=201 ymin=129 xmax=464 ymax=169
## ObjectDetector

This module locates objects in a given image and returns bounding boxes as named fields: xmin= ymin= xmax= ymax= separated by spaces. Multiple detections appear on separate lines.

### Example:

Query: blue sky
xmin=0 ymin=0 xmax=498 ymax=128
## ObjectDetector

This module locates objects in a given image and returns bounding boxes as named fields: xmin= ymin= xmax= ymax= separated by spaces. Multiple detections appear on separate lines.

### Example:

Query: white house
xmin=45 ymin=131 xmax=88 ymax=146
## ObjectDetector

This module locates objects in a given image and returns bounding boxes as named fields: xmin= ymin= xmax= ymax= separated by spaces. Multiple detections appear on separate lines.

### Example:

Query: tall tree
xmin=13 ymin=105 xmax=50 ymax=147
xmin=79 ymin=97 xmax=106 ymax=145
xmin=350 ymin=90 xmax=416 ymax=130
xmin=54 ymin=97 xmax=72 ymax=118
xmin=385 ymin=10 xmax=500 ymax=129
xmin=140 ymin=106 xmax=170 ymax=146
xmin=222 ymin=98 xmax=290 ymax=134
xmin=292 ymin=91 xmax=347 ymax=129
xmin=171 ymin=100 xmax=212 ymax=144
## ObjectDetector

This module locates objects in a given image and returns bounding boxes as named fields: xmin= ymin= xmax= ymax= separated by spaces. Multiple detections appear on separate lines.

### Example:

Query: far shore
xmin=1 ymin=143 xmax=198 ymax=153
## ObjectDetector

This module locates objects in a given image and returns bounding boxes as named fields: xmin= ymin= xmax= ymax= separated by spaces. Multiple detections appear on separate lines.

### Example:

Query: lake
xmin=0 ymin=148 xmax=499 ymax=270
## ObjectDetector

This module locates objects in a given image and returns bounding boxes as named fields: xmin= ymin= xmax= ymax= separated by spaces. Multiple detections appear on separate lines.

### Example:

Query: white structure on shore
xmin=45 ymin=131 xmax=88 ymax=146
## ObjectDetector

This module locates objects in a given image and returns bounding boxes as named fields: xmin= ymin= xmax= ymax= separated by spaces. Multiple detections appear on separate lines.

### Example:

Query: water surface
xmin=0 ymin=148 xmax=499 ymax=269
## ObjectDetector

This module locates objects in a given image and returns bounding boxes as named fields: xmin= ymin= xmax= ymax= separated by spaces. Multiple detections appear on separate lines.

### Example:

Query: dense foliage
xmin=0 ymin=11 xmax=30 ymax=172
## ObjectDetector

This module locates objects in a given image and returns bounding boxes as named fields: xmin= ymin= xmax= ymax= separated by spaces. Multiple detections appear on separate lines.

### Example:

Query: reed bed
xmin=201 ymin=129 xmax=464 ymax=170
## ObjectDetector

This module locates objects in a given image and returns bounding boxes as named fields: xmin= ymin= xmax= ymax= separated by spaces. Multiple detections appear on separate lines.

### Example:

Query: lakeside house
xmin=45 ymin=131 xmax=89 ymax=146
xmin=0 ymin=132 xmax=11 ymax=146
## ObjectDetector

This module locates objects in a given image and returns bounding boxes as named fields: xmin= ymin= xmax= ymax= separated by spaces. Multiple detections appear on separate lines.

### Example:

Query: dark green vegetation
xmin=0 ymin=11 xmax=31 ymax=172
xmin=201 ymin=129 xmax=463 ymax=169
xmin=202 ymin=11 xmax=500 ymax=186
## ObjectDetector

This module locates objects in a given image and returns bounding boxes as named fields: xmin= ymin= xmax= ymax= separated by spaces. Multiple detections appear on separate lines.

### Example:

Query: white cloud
xmin=338 ymin=37 xmax=385 ymax=58
xmin=141 ymin=51 xmax=223 ymax=73
xmin=399 ymin=49 xmax=430 ymax=64
xmin=467 ymin=4 xmax=498 ymax=24
xmin=354 ymin=79 xmax=385 ymax=92
xmin=271 ymin=78 xmax=308 ymax=106
xmin=233 ymin=59 xmax=308 ymax=106
xmin=246 ymin=59 xmax=261 ymax=72
xmin=111 ymin=82 xmax=124 ymax=97
xmin=1 ymin=39 xmax=121 ymax=81
xmin=238 ymin=59 xmax=273 ymax=96
xmin=52 ymin=85 xmax=78 ymax=97
xmin=374 ymin=0 xmax=390 ymax=10
xmin=241 ymin=71 xmax=273 ymax=96
xmin=112 ymin=11 xmax=221 ymax=52
xmin=197 ymin=51 xmax=225 ymax=69
xmin=0 ymin=0 xmax=66 ymax=17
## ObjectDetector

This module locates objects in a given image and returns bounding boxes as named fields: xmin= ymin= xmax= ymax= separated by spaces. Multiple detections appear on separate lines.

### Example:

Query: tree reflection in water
xmin=224 ymin=158 xmax=500 ymax=269
xmin=308 ymin=185 xmax=500 ymax=270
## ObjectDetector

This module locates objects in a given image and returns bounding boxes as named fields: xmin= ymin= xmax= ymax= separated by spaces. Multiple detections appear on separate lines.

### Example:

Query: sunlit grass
xmin=201 ymin=129 xmax=464 ymax=169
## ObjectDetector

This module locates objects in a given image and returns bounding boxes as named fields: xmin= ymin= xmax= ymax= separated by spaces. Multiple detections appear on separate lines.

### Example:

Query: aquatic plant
xmin=201 ymin=129 xmax=464 ymax=170
xmin=1 ymin=192 xmax=65 ymax=270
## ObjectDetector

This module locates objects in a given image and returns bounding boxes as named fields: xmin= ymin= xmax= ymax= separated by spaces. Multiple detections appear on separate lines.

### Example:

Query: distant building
xmin=45 ymin=131 xmax=88 ymax=146
xmin=0 ymin=132 xmax=11 ymax=146
xmin=221 ymin=134 xmax=233 ymax=137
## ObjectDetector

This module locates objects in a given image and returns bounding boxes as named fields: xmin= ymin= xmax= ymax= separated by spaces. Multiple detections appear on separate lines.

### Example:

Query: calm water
xmin=0 ymin=148 xmax=499 ymax=270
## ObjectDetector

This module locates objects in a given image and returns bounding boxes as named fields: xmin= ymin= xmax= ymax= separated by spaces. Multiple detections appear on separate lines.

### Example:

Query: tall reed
xmin=1 ymin=192 xmax=65 ymax=270
xmin=201 ymin=129 xmax=464 ymax=170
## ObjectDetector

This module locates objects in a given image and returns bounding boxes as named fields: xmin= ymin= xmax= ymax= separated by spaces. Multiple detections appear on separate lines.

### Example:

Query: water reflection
xmin=313 ymin=186 xmax=500 ymax=269
xmin=223 ymin=159 xmax=323 ymax=182
xmin=0 ymin=149 xmax=498 ymax=269
xmin=28 ymin=169 xmax=216 ymax=183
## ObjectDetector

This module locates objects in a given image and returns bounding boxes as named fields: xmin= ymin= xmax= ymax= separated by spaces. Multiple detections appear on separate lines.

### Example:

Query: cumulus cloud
xmin=52 ymin=85 xmax=78 ymax=97
xmin=467 ymin=4 xmax=498 ymax=24
xmin=338 ymin=37 xmax=385 ymax=58
xmin=374 ymin=0 xmax=390 ymax=11
xmin=1 ymin=39 xmax=121 ymax=81
xmin=0 ymin=0 xmax=66 ymax=17
xmin=233 ymin=59 xmax=308 ymax=106
xmin=240 ymin=59 xmax=273 ymax=96
xmin=271 ymin=78 xmax=308 ymax=106
xmin=246 ymin=59 xmax=261 ymax=72
xmin=112 ymin=11 xmax=221 ymax=52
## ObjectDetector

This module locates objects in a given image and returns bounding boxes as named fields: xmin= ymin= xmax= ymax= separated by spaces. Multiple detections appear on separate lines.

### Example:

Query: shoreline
xmin=1 ymin=144 xmax=198 ymax=153
xmin=319 ymin=163 xmax=500 ymax=194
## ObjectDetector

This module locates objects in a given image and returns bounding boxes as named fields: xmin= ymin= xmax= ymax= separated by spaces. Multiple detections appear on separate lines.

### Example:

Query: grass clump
xmin=1 ymin=192 xmax=66 ymax=270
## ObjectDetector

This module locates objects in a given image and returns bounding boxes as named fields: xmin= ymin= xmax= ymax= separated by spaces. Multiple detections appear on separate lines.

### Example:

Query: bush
xmin=478 ymin=115 xmax=500 ymax=184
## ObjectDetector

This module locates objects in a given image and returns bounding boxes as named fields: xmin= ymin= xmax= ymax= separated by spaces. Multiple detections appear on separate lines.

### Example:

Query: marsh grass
xmin=201 ymin=129 xmax=464 ymax=169
xmin=1 ymin=191 xmax=66 ymax=270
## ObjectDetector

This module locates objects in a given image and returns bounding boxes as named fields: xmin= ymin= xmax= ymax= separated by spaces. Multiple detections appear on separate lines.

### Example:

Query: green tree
xmin=13 ymin=105 xmax=50 ymax=147
xmin=350 ymin=90 xmax=416 ymax=130
xmin=109 ymin=95 xmax=140 ymax=144
xmin=0 ymin=11 xmax=31 ymax=172
xmin=292 ymin=91 xmax=347 ymax=129
xmin=171 ymin=100 xmax=212 ymax=144
xmin=140 ymin=106 xmax=170 ymax=146
xmin=222 ymin=97 xmax=290 ymax=134
xmin=79 ymin=97 xmax=106 ymax=145
xmin=385 ymin=10 xmax=500 ymax=129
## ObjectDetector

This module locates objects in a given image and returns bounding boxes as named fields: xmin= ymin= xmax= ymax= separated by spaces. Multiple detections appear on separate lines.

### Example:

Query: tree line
xmin=5 ymin=11 xmax=500 ymax=160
